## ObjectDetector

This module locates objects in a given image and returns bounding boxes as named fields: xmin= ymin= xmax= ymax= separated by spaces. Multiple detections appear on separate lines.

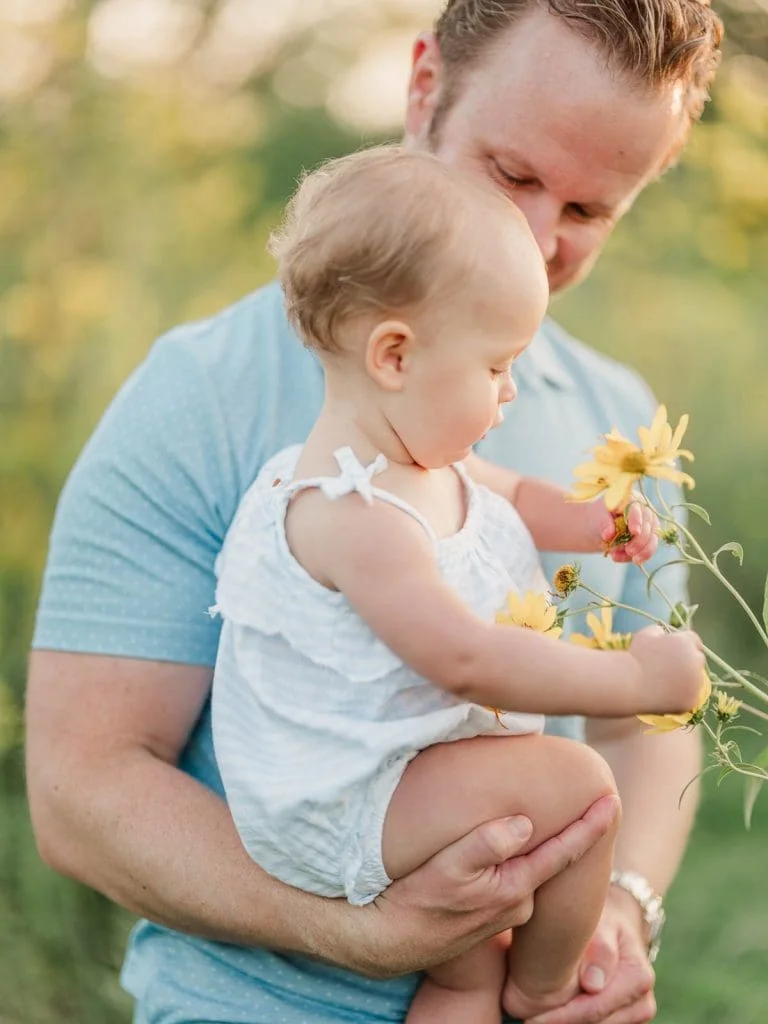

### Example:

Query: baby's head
xmin=271 ymin=146 xmax=549 ymax=467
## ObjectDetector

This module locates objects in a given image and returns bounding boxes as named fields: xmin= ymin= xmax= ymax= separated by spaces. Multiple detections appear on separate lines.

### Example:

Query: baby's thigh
xmin=382 ymin=734 xmax=617 ymax=880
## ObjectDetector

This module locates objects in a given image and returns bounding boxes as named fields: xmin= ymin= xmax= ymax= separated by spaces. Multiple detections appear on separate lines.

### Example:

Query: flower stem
xmin=576 ymin=582 xmax=667 ymax=629
xmin=701 ymin=647 xmax=768 ymax=706
xmin=739 ymin=702 xmax=768 ymax=726
xmin=578 ymin=573 xmax=768 ymax=708
xmin=652 ymin=481 xmax=768 ymax=648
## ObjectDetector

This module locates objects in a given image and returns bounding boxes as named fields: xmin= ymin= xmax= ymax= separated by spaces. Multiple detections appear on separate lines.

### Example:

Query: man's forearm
xmin=586 ymin=717 xmax=702 ymax=894
xmin=33 ymin=747 xmax=356 ymax=960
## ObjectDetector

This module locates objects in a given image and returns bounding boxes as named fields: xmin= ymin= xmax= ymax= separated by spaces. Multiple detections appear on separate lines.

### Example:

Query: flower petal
xmin=573 ymin=460 xmax=611 ymax=479
xmin=570 ymin=634 xmax=598 ymax=648
xmin=670 ymin=413 xmax=690 ymax=453
xmin=604 ymin=474 xmax=635 ymax=510
xmin=585 ymin=611 xmax=603 ymax=640
xmin=600 ymin=605 xmax=614 ymax=638
xmin=541 ymin=605 xmax=557 ymax=631
xmin=636 ymin=712 xmax=691 ymax=733
xmin=570 ymin=481 xmax=608 ymax=502
xmin=648 ymin=405 xmax=668 ymax=447
xmin=647 ymin=465 xmax=696 ymax=490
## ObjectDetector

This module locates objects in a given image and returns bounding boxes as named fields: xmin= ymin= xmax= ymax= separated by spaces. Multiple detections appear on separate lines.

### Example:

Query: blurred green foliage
xmin=1 ymin=1 xmax=767 ymax=1020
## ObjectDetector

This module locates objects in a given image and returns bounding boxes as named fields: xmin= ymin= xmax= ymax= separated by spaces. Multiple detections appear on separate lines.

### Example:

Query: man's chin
xmin=547 ymin=257 xmax=599 ymax=295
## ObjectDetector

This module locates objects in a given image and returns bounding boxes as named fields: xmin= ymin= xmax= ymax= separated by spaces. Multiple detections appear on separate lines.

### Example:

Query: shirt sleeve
xmin=33 ymin=331 xmax=239 ymax=666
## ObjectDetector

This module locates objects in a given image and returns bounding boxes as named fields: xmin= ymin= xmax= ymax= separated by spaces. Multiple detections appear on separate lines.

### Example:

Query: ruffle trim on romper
xmin=212 ymin=446 xmax=407 ymax=684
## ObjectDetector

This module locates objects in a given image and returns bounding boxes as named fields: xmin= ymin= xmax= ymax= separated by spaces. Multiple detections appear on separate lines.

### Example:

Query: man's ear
xmin=365 ymin=320 xmax=415 ymax=391
xmin=404 ymin=33 xmax=443 ymax=142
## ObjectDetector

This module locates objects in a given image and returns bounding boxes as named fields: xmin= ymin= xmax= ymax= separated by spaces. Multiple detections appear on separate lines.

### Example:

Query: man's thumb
xmin=580 ymin=930 xmax=618 ymax=993
xmin=457 ymin=816 xmax=533 ymax=875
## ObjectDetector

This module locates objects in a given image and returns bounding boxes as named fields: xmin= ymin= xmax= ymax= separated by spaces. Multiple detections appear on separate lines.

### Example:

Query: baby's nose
xmin=499 ymin=375 xmax=517 ymax=404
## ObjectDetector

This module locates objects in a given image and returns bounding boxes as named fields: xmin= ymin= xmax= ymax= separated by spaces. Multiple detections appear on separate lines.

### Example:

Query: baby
xmin=211 ymin=147 xmax=704 ymax=1023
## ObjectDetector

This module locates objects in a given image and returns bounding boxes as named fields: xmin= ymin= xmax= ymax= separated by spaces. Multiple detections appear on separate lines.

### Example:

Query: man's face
xmin=404 ymin=10 xmax=687 ymax=293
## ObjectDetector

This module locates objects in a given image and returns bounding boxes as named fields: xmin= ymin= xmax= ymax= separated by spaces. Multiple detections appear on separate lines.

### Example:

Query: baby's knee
xmin=553 ymin=739 xmax=620 ymax=809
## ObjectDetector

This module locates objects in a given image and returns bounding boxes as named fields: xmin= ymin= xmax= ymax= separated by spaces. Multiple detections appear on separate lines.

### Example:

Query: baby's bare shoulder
xmin=286 ymin=486 xmax=432 ymax=591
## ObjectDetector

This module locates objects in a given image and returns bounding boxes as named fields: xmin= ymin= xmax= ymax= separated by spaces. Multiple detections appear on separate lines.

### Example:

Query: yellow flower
xmin=637 ymin=671 xmax=712 ymax=734
xmin=571 ymin=406 xmax=696 ymax=510
xmin=570 ymin=605 xmax=632 ymax=651
xmin=552 ymin=564 xmax=581 ymax=598
xmin=571 ymin=462 xmax=622 ymax=503
xmin=496 ymin=590 xmax=562 ymax=639
xmin=714 ymin=690 xmax=741 ymax=722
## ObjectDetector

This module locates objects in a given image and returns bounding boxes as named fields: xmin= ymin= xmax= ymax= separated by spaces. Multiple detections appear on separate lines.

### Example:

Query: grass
xmin=655 ymin=771 xmax=768 ymax=1023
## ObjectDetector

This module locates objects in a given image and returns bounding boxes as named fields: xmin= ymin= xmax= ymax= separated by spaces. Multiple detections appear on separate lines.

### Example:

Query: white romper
xmin=211 ymin=444 xmax=547 ymax=906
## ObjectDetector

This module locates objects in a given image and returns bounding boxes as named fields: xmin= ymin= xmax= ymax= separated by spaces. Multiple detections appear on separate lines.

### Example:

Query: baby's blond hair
xmin=269 ymin=146 xmax=524 ymax=353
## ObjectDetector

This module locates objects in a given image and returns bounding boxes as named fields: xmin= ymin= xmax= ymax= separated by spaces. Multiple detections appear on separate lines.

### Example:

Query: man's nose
xmin=514 ymin=194 xmax=560 ymax=264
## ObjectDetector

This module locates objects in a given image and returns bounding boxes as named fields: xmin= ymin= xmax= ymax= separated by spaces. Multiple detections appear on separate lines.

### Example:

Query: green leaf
xmin=674 ymin=502 xmax=712 ymax=525
xmin=763 ymin=572 xmax=768 ymax=634
xmin=743 ymin=746 xmax=768 ymax=829
xmin=744 ymin=779 xmax=762 ymax=829
xmin=713 ymin=541 xmax=744 ymax=567
xmin=669 ymin=602 xmax=699 ymax=628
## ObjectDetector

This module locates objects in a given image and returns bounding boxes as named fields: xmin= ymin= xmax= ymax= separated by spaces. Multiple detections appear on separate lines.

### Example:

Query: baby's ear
xmin=365 ymin=320 xmax=415 ymax=391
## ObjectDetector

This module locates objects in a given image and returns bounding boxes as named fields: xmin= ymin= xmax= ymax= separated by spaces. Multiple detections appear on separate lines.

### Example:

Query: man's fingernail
xmin=584 ymin=966 xmax=606 ymax=990
xmin=506 ymin=816 xmax=533 ymax=842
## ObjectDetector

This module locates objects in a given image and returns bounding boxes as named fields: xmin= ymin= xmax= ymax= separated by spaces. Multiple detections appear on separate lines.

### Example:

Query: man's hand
xmin=528 ymin=890 xmax=656 ymax=1024
xmin=348 ymin=794 xmax=620 ymax=978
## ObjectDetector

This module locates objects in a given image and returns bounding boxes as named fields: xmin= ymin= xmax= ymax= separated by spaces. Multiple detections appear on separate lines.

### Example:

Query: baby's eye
xmin=491 ymin=366 xmax=511 ymax=379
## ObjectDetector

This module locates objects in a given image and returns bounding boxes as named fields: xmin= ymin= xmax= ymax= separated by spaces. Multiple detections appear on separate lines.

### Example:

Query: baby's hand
xmin=630 ymin=626 xmax=706 ymax=713
xmin=591 ymin=500 xmax=659 ymax=565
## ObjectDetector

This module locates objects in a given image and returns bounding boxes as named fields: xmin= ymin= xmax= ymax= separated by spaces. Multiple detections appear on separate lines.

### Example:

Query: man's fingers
xmin=579 ymin=928 xmax=618 ymax=994
xmin=528 ymin=964 xmax=655 ymax=1024
xmin=619 ymin=991 xmax=657 ymax=1024
xmin=551 ymin=991 xmax=656 ymax=1024
xmin=455 ymin=815 xmax=534 ymax=876
xmin=528 ymin=991 xmax=655 ymax=1024
xmin=597 ymin=992 xmax=657 ymax=1024
xmin=506 ymin=794 xmax=619 ymax=895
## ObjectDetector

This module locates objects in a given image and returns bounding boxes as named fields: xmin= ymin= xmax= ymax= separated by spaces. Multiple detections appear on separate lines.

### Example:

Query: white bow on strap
xmin=319 ymin=447 xmax=388 ymax=505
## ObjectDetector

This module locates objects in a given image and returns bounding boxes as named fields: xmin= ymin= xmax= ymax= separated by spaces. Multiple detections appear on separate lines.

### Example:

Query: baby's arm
xmin=295 ymin=492 xmax=703 ymax=719
xmin=465 ymin=454 xmax=658 ymax=562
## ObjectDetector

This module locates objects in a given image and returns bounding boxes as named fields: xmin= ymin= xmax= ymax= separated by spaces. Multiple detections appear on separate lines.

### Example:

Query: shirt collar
xmin=515 ymin=319 xmax=574 ymax=391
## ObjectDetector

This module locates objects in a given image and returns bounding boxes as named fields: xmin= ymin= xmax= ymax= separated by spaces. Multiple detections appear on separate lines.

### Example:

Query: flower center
xmin=620 ymin=451 xmax=649 ymax=474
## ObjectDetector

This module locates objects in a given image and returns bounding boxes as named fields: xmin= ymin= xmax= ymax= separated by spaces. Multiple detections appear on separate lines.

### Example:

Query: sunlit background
xmin=1 ymin=1 xmax=767 ymax=1020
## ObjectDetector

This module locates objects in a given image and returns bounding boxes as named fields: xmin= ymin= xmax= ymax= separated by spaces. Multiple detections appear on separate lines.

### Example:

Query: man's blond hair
xmin=270 ymin=146 xmax=528 ymax=354
xmin=433 ymin=0 xmax=723 ymax=139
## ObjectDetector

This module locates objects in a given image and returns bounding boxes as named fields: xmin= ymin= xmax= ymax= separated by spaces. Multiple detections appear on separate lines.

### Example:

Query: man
xmin=26 ymin=2 xmax=723 ymax=1022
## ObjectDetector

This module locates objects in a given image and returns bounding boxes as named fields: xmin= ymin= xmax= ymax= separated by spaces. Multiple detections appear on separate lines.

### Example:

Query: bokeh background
xmin=1 ymin=0 xmax=767 ymax=1020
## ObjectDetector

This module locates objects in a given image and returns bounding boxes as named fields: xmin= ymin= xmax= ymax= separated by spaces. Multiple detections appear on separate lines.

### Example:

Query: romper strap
xmin=450 ymin=458 xmax=475 ymax=489
xmin=285 ymin=446 xmax=439 ymax=548
xmin=368 ymin=487 xmax=439 ymax=549
xmin=322 ymin=446 xmax=388 ymax=504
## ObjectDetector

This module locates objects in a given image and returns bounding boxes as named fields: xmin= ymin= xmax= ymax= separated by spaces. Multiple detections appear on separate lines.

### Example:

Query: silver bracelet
xmin=609 ymin=869 xmax=665 ymax=963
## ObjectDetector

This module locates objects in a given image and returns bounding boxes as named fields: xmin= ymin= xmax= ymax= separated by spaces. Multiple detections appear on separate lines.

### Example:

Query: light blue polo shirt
xmin=33 ymin=282 xmax=687 ymax=1024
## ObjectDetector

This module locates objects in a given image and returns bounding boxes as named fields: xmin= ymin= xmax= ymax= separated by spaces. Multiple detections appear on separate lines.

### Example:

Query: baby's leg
xmin=405 ymin=932 xmax=509 ymax=1024
xmin=383 ymin=734 xmax=620 ymax=1024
